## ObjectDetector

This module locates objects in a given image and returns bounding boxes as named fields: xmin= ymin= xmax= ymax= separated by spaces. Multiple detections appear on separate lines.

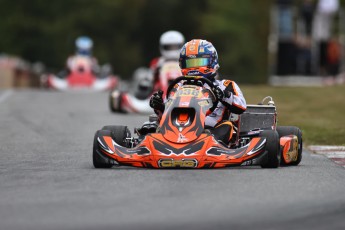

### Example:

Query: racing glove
xmin=214 ymin=87 xmax=232 ymax=101
xmin=149 ymin=90 xmax=165 ymax=112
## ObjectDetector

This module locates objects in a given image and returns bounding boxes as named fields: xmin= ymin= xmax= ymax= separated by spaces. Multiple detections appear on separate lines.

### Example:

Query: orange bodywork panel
xmin=97 ymin=132 xmax=267 ymax=169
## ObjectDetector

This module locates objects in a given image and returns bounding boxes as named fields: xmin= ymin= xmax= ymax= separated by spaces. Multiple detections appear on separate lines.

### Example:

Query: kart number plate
xmin=177 ymin=89 xmax=200 ymax=97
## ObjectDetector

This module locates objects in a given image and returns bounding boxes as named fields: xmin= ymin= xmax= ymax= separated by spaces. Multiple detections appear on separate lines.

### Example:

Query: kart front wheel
xmin=101 ymin=125 xmax=131 ymax=147
xmin=277 ymin=126 xmax=302 ymax=166
xmin=260 ymin=130 xmax=280 ymax=168
xmin=93 ymin=130 xmax=113 ymax=168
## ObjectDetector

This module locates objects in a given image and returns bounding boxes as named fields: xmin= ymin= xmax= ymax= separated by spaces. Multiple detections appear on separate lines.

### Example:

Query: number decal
xmin=177 ymin=88 xmax=199 ymax=97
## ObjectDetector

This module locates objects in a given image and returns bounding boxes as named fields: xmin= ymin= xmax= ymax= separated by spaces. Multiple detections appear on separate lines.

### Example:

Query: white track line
xmin=309 ymin=145 xmax=345 ymax=167
xmin=309 ymin=145 xmax=345 ymax=151
xmin=0 ymin=89 xmax=13 ymax=104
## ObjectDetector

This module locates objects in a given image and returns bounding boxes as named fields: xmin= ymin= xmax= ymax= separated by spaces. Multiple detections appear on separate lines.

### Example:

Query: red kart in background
xmin=41 ymin=55 xmax=118 ymax=91
xmin=109 ymin=61 xmax=181 ymax=113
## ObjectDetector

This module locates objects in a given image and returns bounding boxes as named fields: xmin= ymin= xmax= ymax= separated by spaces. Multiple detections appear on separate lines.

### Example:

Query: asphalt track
xmin=1 ymin=89 xmax=345 ymax=230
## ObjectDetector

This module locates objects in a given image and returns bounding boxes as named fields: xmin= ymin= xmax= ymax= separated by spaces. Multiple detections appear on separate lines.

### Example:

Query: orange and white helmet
xmin=179 ymin=39 xmax=220 ymax=79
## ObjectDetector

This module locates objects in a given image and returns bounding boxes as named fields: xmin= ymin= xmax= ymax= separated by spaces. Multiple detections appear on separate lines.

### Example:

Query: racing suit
xmin=67 ymin=55 xmax=100 ymax=74
xmin=204 ymin=79 xmax=246 ymax=126
xmin=149 ymin=57 xmax=164 ymax=92
xmin=57 ymin=55 xmax=100 ymax=79
xmin=150 ymin=56 xmax=180 ymax=92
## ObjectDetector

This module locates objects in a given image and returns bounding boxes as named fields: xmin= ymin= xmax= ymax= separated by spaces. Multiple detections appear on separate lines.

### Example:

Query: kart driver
xmin=149 ymin=39 xmax=247 ymax=145
xmin=149 ymin=30 xmax=185 ymax=92
xmin=58 ymin=36 xmax=100 ymax=78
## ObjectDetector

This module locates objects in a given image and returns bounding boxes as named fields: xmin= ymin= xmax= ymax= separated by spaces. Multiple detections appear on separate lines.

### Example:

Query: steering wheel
xmin=166 ymin=76 xmax=219 ymax=112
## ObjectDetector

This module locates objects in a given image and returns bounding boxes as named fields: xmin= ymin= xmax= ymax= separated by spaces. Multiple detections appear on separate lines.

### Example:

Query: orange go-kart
xmin=93 ymin=76 xmax=302 ymax=169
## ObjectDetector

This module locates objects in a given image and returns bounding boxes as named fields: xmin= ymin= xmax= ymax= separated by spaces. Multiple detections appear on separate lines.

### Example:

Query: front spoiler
xmin=110 ymin=90 xmax=152 ymax=114
xmin=46 ymin=75 xmax=117 ymax=91
xmin=95 ymin=131 xmax=269 ymax=169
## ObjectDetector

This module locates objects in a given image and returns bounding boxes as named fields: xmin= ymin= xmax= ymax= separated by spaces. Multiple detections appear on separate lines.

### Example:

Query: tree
xmin=0 ymin=0 xmax=275 ymax=83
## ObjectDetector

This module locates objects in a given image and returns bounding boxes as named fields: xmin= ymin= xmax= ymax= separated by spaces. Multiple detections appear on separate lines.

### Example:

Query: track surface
xmin=1 ymin=90 xmax=345 ymax=230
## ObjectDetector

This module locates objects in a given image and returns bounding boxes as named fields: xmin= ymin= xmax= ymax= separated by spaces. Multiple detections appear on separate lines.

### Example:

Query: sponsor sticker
xmin=180 ymin=101 xmax=190 ymax=107
xmin=188 ymin=70 xmax=201 ymax=75
xmin=158 ymin=159 xmax=198 ymax=168
xmin=198 ymin=100 xmax=209 ymax=107
xmin=177 ymin=133 xmax=188 ymax=143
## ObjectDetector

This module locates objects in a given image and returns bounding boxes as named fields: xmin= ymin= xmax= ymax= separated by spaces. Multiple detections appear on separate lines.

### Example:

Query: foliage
xmin=0 ymin=0 xmax=284 ymax=82
xmin=201 ymin=1 xmax=271 ymax=83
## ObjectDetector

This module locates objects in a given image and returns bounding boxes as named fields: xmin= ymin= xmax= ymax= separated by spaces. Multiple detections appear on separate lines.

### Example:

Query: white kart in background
xmin=109 ymin=61 xmax=181 ymax=113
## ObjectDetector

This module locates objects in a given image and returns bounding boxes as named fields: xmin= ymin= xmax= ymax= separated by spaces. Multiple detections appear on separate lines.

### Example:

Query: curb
xmin=308 ymin=145 xmax=345 ymax=168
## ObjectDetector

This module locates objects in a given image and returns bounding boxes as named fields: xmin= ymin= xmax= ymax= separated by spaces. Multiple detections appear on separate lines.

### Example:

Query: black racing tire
xmin=109 ymin=91 xmax=126 ymax=113
xmin=260 ymin=130 xmax=280 ymax=168
xmin=101 ymin=125 xmax=131 ymax=147
xmin=93 ymin=130 xmax=112 ymax=168
xmin=277 ymin=126 xmax=302 ymax=166
xmin=109 ymin=92 xmax=117 ymax=112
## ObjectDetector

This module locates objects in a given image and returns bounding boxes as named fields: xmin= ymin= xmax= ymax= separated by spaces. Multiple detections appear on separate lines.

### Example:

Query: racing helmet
xmin=179 ymin=39 xmax=220 ymax=79
xmin=159 ymin=31 xmax=185 ymax=60
xmin=75 ymin=36 xmax=93 ymax=56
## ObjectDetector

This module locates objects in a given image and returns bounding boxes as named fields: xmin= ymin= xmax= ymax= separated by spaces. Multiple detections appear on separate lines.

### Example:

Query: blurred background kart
xmin=41 ymin=55 xmax=118 ymax=91
xmin=109 ymin=61 xmax=181 ymax=113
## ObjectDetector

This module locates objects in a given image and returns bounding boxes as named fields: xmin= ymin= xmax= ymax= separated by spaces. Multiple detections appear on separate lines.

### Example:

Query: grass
xmin=241 ymin=84 xmax=345 ymax=146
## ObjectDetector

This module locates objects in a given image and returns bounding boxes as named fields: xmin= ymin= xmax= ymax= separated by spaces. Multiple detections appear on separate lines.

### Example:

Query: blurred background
xmin=0 ymin=0 xmax=344 ymax=87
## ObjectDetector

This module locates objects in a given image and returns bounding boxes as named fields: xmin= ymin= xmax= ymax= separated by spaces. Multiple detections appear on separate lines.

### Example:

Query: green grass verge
xmin=241 ymin=84 xmax=345 ymax=146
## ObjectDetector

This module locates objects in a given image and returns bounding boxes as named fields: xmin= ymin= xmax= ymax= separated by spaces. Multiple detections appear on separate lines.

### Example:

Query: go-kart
xmin=109 ymin=61 xmax=181 ymax=113
xmin=93 ymin=76 xmax=302 ymax=169
xmin=41 ymin=56 xmax=118 ymax=91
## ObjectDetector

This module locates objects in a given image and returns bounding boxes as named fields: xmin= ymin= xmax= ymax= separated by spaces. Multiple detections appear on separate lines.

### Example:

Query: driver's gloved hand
xmin=214 ymin=87 xmax=232 ymax=101
xmin=224 ymin=90 xmax=232 ymax=99
xmin=214 ymin=87 xmax=225 ymax=100
xmin=149 ymin=90 xmax=165 ymax=112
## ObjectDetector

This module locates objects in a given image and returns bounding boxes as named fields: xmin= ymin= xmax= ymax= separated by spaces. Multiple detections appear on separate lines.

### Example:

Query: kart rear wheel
xmin=277 ymin=126 xmax=302 ymax=166
xmin=93 ymin=130 xmax=112 ymax=168
xmin=101 ymin=125 xmax=131 ymax=147
xmin=260 ymin=130 xmax=280 ymax=168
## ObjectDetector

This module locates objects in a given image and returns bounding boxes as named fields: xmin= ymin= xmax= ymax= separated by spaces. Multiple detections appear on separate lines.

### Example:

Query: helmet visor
xmin=162 ymin=44 xmax=183 ymax=51
xmin=181 ymin=58 xmax=210 ymax=69
xmin=77 ymin=49 xmax=91 ymax=56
